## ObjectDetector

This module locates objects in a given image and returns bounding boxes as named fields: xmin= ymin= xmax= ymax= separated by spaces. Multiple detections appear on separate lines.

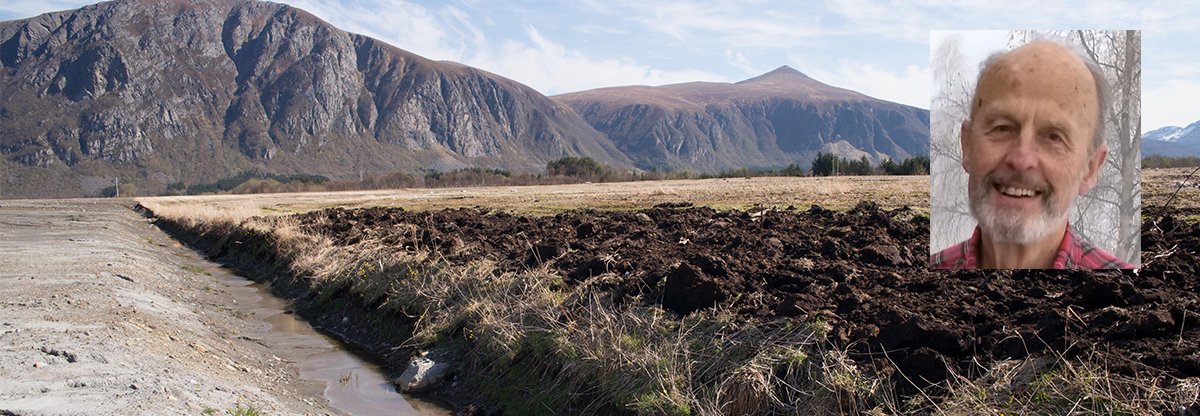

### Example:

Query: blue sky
xmin=3 ymin=0 xmax=1199 ymax=130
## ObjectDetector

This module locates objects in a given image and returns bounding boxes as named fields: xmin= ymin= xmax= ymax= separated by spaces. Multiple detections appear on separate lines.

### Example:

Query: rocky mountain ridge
xmin=1143 ymin=120 xmax=1200 ymax=158
xmin=1144 ymin=120 xmax=1200 ymax=146
xmin=0 ymin=0 xmax=629 ymax=197
xmin=2 ymin=0 xmax=930 ymax=198
xmin=554 ymin=65 xmax=930 ymax=172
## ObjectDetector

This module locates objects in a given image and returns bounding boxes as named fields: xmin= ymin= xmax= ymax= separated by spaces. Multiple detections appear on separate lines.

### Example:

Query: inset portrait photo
xmin=929 ymin=30 xmax=1141 ymax=269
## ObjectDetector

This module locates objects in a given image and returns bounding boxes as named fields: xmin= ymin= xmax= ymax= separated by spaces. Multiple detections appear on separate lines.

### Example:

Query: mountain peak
xmin=0 ymin=0 xmax=633 ymax=197
xmin=1144 ymin=126 xmax=1182 ymax=142
xmin=1144 ymin=119 xmax=1200 ymax=147
xmin=736 ymin=65 xmax=814 ymax=85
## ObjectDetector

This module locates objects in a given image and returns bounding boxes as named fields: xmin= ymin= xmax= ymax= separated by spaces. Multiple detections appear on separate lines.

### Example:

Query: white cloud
xmin=1143 ymin=79 xmax=1200 ymax=131
xmin=825 ymin=0 xmax=1200 ymax=43
xmin=585 ymin=0 xmax=828 ymax=47
xmin=1162 ymin=62 xmax=1200 ymax=78
xmin=277 ymin=1 xmax=729 ymax=94
xmin=792 ymin=56 xmax=931 ymax=109
xmin=822 ymin=0 xmax=931 ymax=42
xmin=572 ymin=24 xmax=632 ymax=37
xmin=438 ymin=4 xmax=486 ymax=54
xmin=6 ymin=0 xmax=1200 ymax=112
xmin=463 ymin=25 xmax=726 ymax=94
xmin=281 ymin=0 xmax=464 ymax=60
xmin=724 ymin=49 xmax=761 ymax=76
xmin=0 ymin=1 xmax=90 ymax=19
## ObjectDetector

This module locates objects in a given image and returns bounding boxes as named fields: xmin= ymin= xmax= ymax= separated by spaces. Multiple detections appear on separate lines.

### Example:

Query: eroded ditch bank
xmin=140 ymin=206 xmax=464 ymax=414
xmin=202 ymin=262 xmax=450 ymax=416
xmin=142 ymin=202 xmax=1200 ymax=415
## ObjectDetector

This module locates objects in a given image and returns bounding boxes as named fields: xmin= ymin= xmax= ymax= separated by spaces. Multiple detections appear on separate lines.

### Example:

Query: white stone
xmin=394 ymin=356 xmax=449 ymax=393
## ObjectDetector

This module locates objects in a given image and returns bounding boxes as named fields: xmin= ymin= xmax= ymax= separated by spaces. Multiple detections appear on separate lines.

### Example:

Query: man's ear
xmin=959 ymin=119 xmax=971 ymax=172
xmin=1079 ymin=143 xmax=1108 ymax=195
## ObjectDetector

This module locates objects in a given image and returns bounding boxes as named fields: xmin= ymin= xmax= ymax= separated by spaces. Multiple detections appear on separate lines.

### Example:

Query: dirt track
xmin=0 ymin=200 xmax=335 ymax=415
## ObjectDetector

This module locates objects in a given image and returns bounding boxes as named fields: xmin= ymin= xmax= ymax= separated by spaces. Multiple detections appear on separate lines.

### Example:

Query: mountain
xmin=0 ymin=0 xmax=630 ymax=198
xmin=553 ymin=66 xmax=930 ymax=172
xmin=1144 ymin=126 xmax=1188 ymax=143
xmin=1144 ymin=120 xmax=1200 ymax=145
xmin=1143 ymin=120 xmax=1200 ymax=158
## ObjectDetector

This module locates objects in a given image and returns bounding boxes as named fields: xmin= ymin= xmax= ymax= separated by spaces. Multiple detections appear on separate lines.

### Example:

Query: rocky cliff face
xmin=0 ymin=0 xmax=629 ymax=197
xmin=554 ymin=66 xmax=930 ymax=172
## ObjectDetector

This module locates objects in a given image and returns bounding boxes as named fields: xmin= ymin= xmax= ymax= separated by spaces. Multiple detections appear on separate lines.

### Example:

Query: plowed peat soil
xmin=293 ymin=202 xmax=1199 ymax=393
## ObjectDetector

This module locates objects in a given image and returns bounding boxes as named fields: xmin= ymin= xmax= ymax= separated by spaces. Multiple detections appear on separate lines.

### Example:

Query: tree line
xmin=809 ymin=152 xmax=930 ymax=176
xmin=546 ymin=154 xmax=930 ymax=181
xmin=1143 ymin=155 xmax=1200 ymax=169
xmin=139 ymin=154 xmax=931 ymax=197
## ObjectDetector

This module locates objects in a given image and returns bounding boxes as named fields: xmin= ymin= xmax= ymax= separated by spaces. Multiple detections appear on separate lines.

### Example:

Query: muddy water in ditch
xmin=205 ymin=264 xmax=450 ymax=416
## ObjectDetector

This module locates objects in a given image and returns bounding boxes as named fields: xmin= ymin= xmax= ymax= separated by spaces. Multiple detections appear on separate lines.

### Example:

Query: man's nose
xmin=1002 ymin=129 xmax=1038 ymax=171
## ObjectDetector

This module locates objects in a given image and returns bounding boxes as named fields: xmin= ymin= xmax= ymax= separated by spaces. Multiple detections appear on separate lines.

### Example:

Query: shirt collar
xmin=1052 ymin=225 xmax=1079 ymax=269
xmin=968 ymin=223 xmax=1073 ymax=269
xmin=961 ymin=226 xmax=982 ymax=268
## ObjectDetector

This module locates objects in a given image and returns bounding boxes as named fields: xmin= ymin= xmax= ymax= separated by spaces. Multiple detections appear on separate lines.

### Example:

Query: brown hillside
xmin=0 ymin=0 xmax=630 ymax=198
xmin=555 ymin=66 xmax=929 ymax=172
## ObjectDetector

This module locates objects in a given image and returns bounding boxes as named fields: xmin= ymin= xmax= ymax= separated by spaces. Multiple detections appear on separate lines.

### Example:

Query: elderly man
xmin=930 ymin=40 xmax=1133 ymax=269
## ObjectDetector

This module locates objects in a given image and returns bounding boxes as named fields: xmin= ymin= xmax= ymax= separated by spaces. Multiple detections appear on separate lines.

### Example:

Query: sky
xmin=2 ymin=0 xmax=1199 ymax=131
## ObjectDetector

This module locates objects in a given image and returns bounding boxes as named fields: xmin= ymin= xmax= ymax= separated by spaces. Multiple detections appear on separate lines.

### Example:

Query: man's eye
xmin=990 ymin=124 xmax=1013 ymax=133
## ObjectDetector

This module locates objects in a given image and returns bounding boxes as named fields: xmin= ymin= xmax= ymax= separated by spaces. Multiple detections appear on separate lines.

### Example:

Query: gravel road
xmin=0 ymin=199 xmax=337 ymax=415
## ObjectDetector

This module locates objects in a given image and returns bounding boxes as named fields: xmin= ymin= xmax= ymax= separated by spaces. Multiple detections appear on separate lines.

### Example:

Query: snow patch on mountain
xmin=1144 ymin=120 xmax=1200 ymax=144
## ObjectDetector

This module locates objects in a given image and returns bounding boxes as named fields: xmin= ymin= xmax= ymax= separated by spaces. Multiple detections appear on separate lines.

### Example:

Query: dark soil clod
xmin=291 ymin=205 xmax=1200 ymax=389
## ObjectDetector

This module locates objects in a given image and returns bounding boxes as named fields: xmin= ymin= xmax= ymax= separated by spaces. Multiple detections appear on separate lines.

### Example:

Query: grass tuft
xmin=142 ymin=197 xmax=1198 ymax=416
xmin=224 ymin=404 xmax=261 ymax=416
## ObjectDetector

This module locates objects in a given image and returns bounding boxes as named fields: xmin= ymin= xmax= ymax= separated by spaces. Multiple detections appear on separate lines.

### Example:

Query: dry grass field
xmin=1145 ymin=167 xmax=1200 ymax=212
xmin=139 ymin=175 xmax=928 ymax=219
xmin=140 ymin=166 xmax=1199 ymax=219
xmin=136 ymin=170 xmax=1200 ymax=415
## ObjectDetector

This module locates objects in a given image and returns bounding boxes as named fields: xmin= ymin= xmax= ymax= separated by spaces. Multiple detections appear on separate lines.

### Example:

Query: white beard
xmin=968 ymin=168 xmax=1074 ymax=245
xmin=970 ymin=195 xmax=1071 ymax=245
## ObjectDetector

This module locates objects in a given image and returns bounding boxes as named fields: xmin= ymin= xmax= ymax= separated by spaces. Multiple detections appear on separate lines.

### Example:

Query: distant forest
xmin=1143 ymin=155 xmax=1200 ymax=169
xmin=144 ymin=155 xmax=933 ymax=197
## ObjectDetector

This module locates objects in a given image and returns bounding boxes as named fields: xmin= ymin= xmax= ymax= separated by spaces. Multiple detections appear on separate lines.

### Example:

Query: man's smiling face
xmin=961 ymin=41 xmax=1107 ymax=245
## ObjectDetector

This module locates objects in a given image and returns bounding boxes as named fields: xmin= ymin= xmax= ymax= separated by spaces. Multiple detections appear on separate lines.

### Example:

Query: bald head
xmin=969 ymin=41 xmax=1108 ymax=152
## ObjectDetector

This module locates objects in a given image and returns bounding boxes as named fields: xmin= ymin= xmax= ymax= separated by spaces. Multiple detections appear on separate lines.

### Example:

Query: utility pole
xmin=114 ymin=177 xmax=119 ymax=197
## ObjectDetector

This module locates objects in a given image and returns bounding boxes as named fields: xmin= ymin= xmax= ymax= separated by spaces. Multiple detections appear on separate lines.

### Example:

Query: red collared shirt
xmin=930 ymin=225 xmax=1134 ymax=269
